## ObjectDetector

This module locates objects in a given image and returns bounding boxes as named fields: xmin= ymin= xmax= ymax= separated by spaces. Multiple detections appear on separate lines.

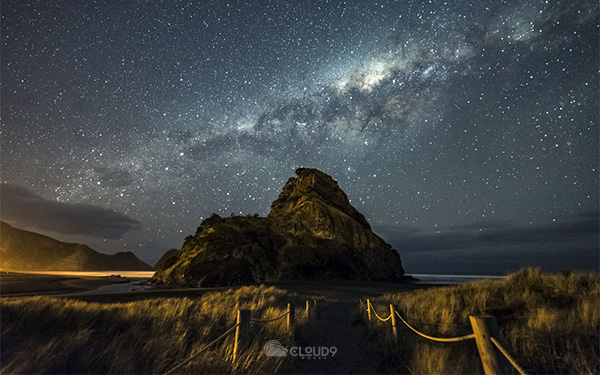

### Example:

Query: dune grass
xmin=361 ymin=268 xmax=599 ymax=374
xmin=1 ymin=285 xmax=320 ymax=374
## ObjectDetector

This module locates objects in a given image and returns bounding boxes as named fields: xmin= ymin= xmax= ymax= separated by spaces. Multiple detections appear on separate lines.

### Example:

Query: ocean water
xmin=409 ymin=273 xmax=506 ymax=285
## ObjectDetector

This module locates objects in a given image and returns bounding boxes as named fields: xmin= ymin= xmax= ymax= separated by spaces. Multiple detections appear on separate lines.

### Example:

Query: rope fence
xmin=163 ymin=322 xmax=240 ymax=375
xmin=367 ymin=300 xmax=473 ymax=341
xmin=250 ymin=311 xmax=290 ymax=323
xmin=161 ymin=295 xmax=528 ymax=375
xmin=491 ymin=337 xmax=528 ymax=375
xmin=366 ymin=299 xmax=528 ymax=375
xmin=394 ymin=310 xmax=475 ymax=342
xmin=162 ymin=300 xmax=315 ymax=375
xmin=369 ymin=304 xmax=392 ymax=322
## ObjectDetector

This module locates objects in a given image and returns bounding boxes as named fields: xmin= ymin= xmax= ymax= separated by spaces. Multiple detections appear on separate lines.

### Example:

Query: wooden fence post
xmin=287 ymin=303 xmax=295 ymax=330
xmin=233 ymin=309 xmax=251 ymax=362
xmin=389 ymin=304 xmax=398 ymax=338
xmin=469 ymin=315 xmax=505 ymax=375
xmin=366 ymin=299 xmax=371 ymax=321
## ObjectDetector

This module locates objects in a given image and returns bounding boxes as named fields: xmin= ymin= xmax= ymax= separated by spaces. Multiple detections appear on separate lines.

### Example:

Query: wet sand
xmin=0 ymin=272 xmax=135 ymax=297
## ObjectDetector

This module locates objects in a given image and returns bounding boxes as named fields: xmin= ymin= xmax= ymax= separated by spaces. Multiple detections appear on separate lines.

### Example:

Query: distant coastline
xmin=3 ymin=270 xmax=506 ymax=285
xmin=1 ymin=270 xmax=155 ymax=279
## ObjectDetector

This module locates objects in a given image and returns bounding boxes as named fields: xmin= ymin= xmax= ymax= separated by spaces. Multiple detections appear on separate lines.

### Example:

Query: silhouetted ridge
xmin=0 ymin=221 xmax=152 ymax=271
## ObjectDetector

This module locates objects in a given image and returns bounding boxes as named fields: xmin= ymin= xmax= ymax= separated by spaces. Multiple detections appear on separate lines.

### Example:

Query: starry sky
xmin=1 ymin=0 xmax=598 ymax=274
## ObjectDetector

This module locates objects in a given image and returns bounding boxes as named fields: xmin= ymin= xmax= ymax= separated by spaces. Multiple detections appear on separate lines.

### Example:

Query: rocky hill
xmin=153 ymin=248 xmax=180 ymax=270
xmin=152 ymin=168 xmax=407 ymax=286
xmin=0 ymin=221 xmax=153 ymax=271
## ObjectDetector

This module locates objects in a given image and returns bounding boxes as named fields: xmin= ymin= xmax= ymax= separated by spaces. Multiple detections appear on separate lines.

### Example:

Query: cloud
xmin=377 ymin=211 xmax=600 ymax=253
xmin=0 ymin=183 xmax=142 ymax=239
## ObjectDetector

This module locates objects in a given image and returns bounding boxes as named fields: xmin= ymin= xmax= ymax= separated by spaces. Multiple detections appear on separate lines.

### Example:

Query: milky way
xmin=1 ymin=0 xmax=598 ymax=272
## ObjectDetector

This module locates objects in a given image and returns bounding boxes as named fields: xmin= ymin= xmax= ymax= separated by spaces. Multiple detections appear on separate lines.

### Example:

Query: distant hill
xmin=153 ymin=168 xmax=408 ymax=287
xmin=0 ymin=221 xmax=152 ymax=271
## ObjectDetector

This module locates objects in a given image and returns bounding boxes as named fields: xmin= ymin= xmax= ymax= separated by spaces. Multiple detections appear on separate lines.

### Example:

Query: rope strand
xmin=394 ymin=310 xmax=475 ymax=342
xmin=250 ymin=311 xmax=290 ymax=323
xmin=367 ymin=300 xmax=393 ymax=322
xmin=491 ymin=337 xmax=528 ymax=375
xmin=163 ymin=322 xmax=240 ymax=375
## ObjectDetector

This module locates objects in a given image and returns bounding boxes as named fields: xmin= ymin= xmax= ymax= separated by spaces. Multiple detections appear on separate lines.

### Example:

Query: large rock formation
xmin=0 ymin=221 xmax=153 ymax=271
xmin=153 ymin=248 xmax=180 ymax=270
xmin=152 ymin=168 xmax=407 ymax=286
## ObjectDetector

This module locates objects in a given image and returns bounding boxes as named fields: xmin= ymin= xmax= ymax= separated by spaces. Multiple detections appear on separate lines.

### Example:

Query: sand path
xmin=282 ymin=299 xmax=385 ymax=374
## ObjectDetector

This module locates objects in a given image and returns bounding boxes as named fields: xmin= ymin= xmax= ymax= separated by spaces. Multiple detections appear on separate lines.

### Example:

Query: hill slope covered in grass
xmin=362 ymin=268 xmax=599 ymax=374
xmin=0 ymin=221 xmax=152 ymax=271
xmin=1 ymin=285 xmax=318 ymax=374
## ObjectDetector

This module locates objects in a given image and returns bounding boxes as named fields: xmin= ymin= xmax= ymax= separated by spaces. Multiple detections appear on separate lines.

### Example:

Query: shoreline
xmin=1 ymin=269 xmax=515 ymax=303
xmin=0 ymin=270 xmax=155 ymax=278
xmin=409 ymin=273 xmax=506 ymax=284
xmin=1 ymin=271 xmax=443 ymax=302
xmin=0 ymin=271 xmax=143 ymax=298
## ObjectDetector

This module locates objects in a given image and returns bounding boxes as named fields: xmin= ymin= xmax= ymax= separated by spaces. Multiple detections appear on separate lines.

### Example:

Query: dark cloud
xmin=377 ymin=211 xmax=599 ymax=253
xmin=0 ymin=183 xmax=142 ymax=239
xmin=479 ymin=212 xmax=599 ymax=245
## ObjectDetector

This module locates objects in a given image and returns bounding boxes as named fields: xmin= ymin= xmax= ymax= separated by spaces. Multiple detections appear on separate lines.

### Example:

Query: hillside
xmin=153 ymin=168 xmax=407 ymax=287
xmin=0 ymin=221 xmax=152 ymax=271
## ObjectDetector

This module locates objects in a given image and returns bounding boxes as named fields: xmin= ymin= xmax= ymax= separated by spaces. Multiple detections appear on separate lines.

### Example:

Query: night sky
xmin=1 ymin=0 xmax=598 ymax=274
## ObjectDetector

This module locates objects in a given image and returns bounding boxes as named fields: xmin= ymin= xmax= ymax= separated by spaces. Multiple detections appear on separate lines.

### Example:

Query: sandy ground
xmin=275 ymin=298 xmax=387 ymax=374
xmin=268 ymin=281 xmax=439 ymax=374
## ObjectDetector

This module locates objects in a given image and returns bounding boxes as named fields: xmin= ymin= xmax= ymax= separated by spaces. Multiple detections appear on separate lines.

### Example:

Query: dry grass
xmin=362 ymin=268 xmax=599 ymax=374
xmin=1 ymin=285 xmax=319 ymax=374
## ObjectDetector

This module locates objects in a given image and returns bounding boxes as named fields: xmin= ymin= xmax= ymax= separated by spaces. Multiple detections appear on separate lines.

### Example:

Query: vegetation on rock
xmin=153 ymin=168 xmax=406 ymax=287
